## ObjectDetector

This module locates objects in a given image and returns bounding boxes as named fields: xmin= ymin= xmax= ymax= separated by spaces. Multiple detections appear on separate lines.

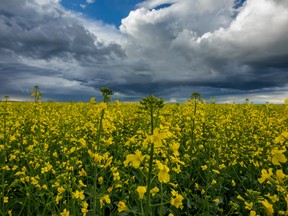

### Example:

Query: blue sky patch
xmin=61 ymin=0 xmax=143 ymax=27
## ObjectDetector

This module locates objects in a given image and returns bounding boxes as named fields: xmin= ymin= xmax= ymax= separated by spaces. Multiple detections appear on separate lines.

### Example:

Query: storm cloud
xmin=0 ymin=0 xmax=287 ymax=103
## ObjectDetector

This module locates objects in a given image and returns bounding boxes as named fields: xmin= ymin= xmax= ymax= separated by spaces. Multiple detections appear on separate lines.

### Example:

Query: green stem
xmin=188 ymin=101 xmax=197 ymax=190
xmin=189 ymin=100 xmax=197 ymax=155
xmin=160 ymin=183 xmax=163 ymax=216
xmin=27 ymin=184 xmax=31 ymax=216
xmin=96 ymin=109 xmax=105 ymax=151
xmin=93 ymin=107 xmax=105 ymax=215
xmin=93 ymin=166 xmax=99 ymax=216
xmin=150 ymin=107 xmax=154 ymax=134
xmin=1 ymin=111 xmax=7 ymax=215
xmin=145 ymin=107 xmax=154 ymax=216
xmin=145 ymin=142 xmax=154 ymax=216
xmin=140 ymin=200 xmax=144 ymax=215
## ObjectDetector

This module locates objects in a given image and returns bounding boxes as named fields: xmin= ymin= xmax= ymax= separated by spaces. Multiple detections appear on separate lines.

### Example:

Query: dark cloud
xmin=0 ymin=1 xmax=125 ymax=61
xmin=0 ymin=0 xmax=126 ymax=101
xmin=0 ymin=0 xmax=287 ymax=103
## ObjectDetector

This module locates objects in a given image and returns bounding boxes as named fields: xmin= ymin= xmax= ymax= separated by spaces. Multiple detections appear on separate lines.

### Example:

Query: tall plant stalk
xmin=1 ymin=107 xmax=8 ymax=215
xmin=188 ymin=93 xmax=201 ymax=191
xmin=145 ymin=107 xmax=154 ymax=215
xmin=92 ymin=87 xmax=113 ymax=215
xmin=140 ymin=95 xmax=164 ymax=216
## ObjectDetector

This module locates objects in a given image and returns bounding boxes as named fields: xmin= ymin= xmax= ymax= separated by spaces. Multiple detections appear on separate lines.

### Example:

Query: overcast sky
xmin=0 ymin=0 xmax=287 ymax=103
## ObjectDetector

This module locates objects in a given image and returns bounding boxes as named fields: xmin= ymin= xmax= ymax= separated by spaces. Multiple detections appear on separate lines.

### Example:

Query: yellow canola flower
xmin=276 ymin=169 xmax=286 ymax=184
xmin=60 ymin=208 xmax=70 ymax=216
xmin=169 ymin=183 xmax=178 ymax=188
xmin=88 ymin=151 xmax=102 ymax=163
xmin=79 ymin=180 xmax=87 ymax=187
xmin=201 ymin=165 xmax=208 ymax=170
xmin=98 ymin=102 xmax=107 ymax=110
xmin=170 ymin=142 xmax=180 ymax=152
xmin=30 ymin=177 xmax=39 ymax=185
xmin=150 ymin=128 xmax=165 ymax=148
xmin=275 ymin=132 xmax=288 ymax=144
xmin=156 ymin=161 xmax=170 ymax=183
xmin=52 ymin=181 xmax=60 ymax=188
xmin=265 ymin=193 xmax=279 ymax=203
xmin=81 ymin=201 xmax=89 ymax=216
xmin=2 ymin=165 xmax=10 ymax=171
xmin=244 ymin=201 xmax=253 ymax=210
xmin=150 ymin=187 xmax=159 ymax=197
xmin=78 ymin=138 xmax=87 ymax=148
xmin=72 ymin=190 xmax=85 ymax=200
xmin=211 ymin=179 xmax=217 ymax=185
xmin=279 ymin=210 xmax=288 ymax=215
xmin=115 ymin=99 xmax=121 ymax=107
xmin=41 ymin=163 xmax=53 ymax=174
xmin=258 ymin=168 xmax=273 ymax=184
xmin=261 ymin=199 xmax=274 ymax=216
xmin=4 ymin=196 xmax=8 ymax=203
xmin=219 ymin=164 xmax=226 ymax=169
xmin=57 ymin=186 xmax=65 ymax=194
xmin=100 ymin=195 xmax=111 ymax=208
xmin=55 ymin=195 xmax=62 ymax=204
xmin=117 ymin=201 xmax=129 ymax=213
xmin=250 ymin=210 xmax=257 ymax=216
xmin=115 ymin=183 xmax=122 ymax=188
xmin=104 ymin=156 xmax=113 ymax=168
xmin=136 ymin=186 xmax=147 ymax=199
xmin=212 ymin=169 xmax=220 ymax=174
xmin=170 ymin=190 xmax=184 ymax=209
xmin=170 ymin=156 xmax=185 ymax=165
xmin=113 ymin=171 xmax=120 ymax=181
xmin=172 ymin=164 xmax=182 ymax=173
xmin=105 ymin=137 xmax=113 ymax=146
xmin=89 ymin=97 xmax=96 ymax=103
xmin=98 ymin=176 xmax=103 ymax=185
xmin=79 ymin=168 xmax=87 ymax=177
xmin=277 ymin=185 xmax=285 ymax=192
xmin=124 ymin=150 xmax=145 ymax=168
xmin=237 ymin=195 xmax=245 ymax=201
xmin=271 ymin=148 xmax=287 ymax=165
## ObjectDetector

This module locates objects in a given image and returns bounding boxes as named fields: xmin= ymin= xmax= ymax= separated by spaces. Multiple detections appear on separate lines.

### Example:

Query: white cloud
xmin=119 ymin=0 xmax=236 ymax=84
xmin=86 ymin=0 xmax=94 ymax=4
xmin=197 ymin=0 xmax=288 ymax=62
xmin=80 ymin=4 xmax=86 ymax=9
xmin=120 ymin=0 xmax=288 ymax=84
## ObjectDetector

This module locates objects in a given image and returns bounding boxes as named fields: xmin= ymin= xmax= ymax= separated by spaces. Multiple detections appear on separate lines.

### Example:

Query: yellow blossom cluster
xmin=0 ymin=100 xmax=287 ymax=215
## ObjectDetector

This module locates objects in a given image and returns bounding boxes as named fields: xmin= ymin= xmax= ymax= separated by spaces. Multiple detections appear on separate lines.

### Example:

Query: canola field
xmin=0 ymin=100 xmax=287 ymax=216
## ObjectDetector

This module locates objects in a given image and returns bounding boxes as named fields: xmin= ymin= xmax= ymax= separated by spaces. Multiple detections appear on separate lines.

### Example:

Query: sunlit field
xmin=1 ymin=99 xmax=287 ymax=215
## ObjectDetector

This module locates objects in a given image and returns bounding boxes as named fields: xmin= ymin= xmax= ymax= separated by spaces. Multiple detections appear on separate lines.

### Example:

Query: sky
xmin=0 ymin=0 xmax=287 ymax=103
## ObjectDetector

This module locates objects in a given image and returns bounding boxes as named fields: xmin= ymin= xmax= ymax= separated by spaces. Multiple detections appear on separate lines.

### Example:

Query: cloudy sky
xmin=0 ymin=0 xmax=287 ymax=103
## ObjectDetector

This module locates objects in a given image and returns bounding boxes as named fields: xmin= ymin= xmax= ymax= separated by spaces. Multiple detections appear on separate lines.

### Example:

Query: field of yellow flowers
xmin=0 ymin=99 xmax=287 ymax=215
